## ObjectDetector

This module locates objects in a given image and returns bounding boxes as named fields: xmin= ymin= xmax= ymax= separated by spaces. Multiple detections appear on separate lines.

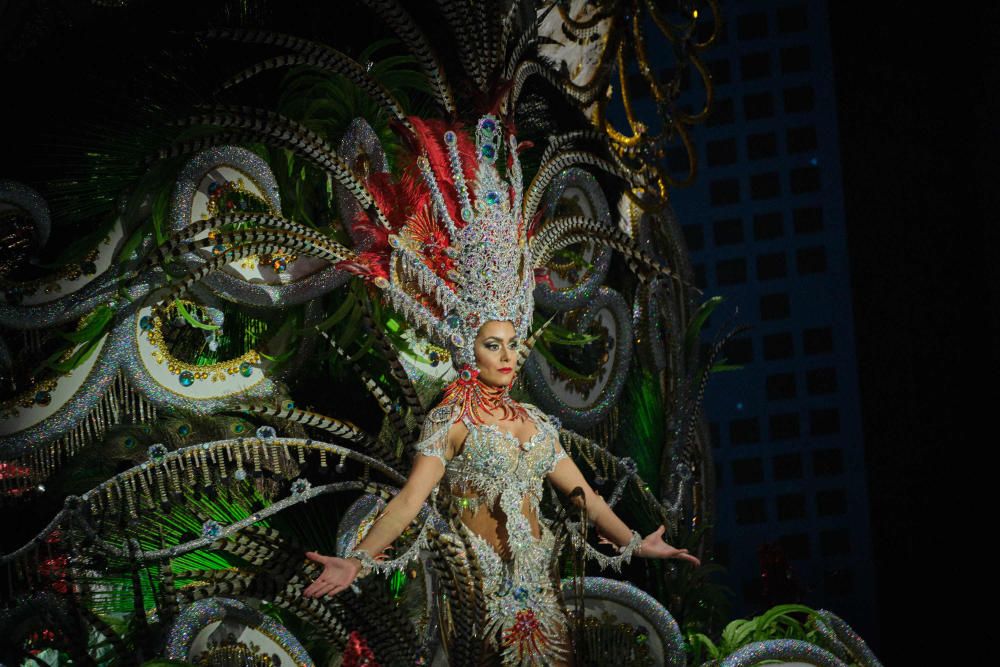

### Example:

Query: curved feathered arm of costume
xmin=155 ymin=104 xmax=391 ymax=229
xmin=202 ymin=28 xmax=412 ymax=133
xmin=361 ymin=0 xmax=456 ymax=114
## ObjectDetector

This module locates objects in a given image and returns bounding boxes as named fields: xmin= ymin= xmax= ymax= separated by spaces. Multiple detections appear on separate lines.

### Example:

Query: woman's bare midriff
xmin=450 ymin=488 xmax=543 ymax=562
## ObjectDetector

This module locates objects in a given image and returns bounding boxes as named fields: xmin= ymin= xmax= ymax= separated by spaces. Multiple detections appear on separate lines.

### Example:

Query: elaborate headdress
xmin=337 ymin=113 xmax=534 ymax=421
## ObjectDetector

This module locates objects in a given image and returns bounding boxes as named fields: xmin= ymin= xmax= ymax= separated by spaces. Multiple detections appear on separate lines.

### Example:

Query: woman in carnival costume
xmin=300 ymin=112 xmax=701 ymax=666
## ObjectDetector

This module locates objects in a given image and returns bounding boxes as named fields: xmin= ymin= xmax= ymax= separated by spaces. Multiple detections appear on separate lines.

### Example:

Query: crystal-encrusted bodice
xmin=445 ymin=411 xmax=561 ymax=519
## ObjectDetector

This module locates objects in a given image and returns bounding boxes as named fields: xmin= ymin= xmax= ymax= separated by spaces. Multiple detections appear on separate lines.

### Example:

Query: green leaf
xmin=44 ymin=334 xmax=104 ymax=373
xmin=58 ymin=305 xmax=114 ymax=343
xmin=174 ymin=300 xmax=221 ymax=330
xmin=117 ymin=218 xmax=153 ymax=262
xmin=533 ymin=340 xmax=597 ymax=381
xmin=316 ymin=288 xmax=356 ymax=330
xmin=684 ymin=295 xmax=723 ymax=362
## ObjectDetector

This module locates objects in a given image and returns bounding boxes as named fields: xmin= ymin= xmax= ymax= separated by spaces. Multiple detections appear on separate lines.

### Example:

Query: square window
xmin=781 ymin=45 xmax=812 ymax=74
xmin=793 ymin=206 xmax=823 ymax=234
xmin=742 ymin=576 xmax=763 ymax=602
xmin=733 ymin=458 xmax=764 ymax=484
xmin=777 ymin=6 xmax=808 ymax=33
xmin=711 ymin=421 xmax=722 ymax=446
xmin=777 ymin=493 xmax=807 ymax=520
xmin=779 ymin=533 xmax=811 ymax=559
xmin=769 ymin=412 xmax=801 ymax=440
xmin=724 ymin=336 xmax=754 ymax=364
xmin=783 ymin=85 xmax=815 ymax=113
xmin=715 ymin=541 xmax=730 ymax=567
xmin=803 ymin=326 xmax=834 ymax=354
xmin=626 ymin=72 xmax=650 ymax=99
xmin=810 ymin=408 xmax=840 ymax=435
xmin=717 ymin=258 xmax=747 ymax=285
xmin=806 ymin=367 xmax=837 ymax=394
xmin=713 ymin=217 xmax=744 ymax=245
xmin=756 ymin=252 xmax=788 ymax=280
xmin=666 ymin=145 xmax=690 ymax=173
xmin=707 ymin=138 xmax=738 ymax=166
xmin=753 ymin=212 xmax=784 ymax=240
xmin=796 ymin=246 xmax=827 ymax=274
xmin=741 ymin=52 xmax=771 ymax=80
xmin=813 ymin=448 xmax=844 ymax=476
xmin=787 ymin=126 xmax=818 ymax=153
xmin=730 ymin=417 xmax=761 ymax=444
xmin=710 ymin=178 xmax=740 ymax=206
xmin=751 ymin=172 xmax=781 ymax=200
xmin=683 ymin=224 xmax=705 ymax=251
xmin=824 ymin=567 xmax=854 ymax=595
xmin=791 ymin=166 xmax=821 ymax=193
xmin=658 ymin=66 xmax=692 ymax=88
xmin=694 ymin=263 xmax=707 ymax=289
xmin=737 ymin=12 xmax=768 ymax=40
xmin=816 ymin=489 xmax=847 ymax=516
xmin=744 ymin=92 xmax=774 ymax=120
xmin=709 ymin=98 xmax=736 ymax=126
xmin=773 ymin=452 xmax=803 ymax=480
xmin=735 ymin=497 xmax=767 ymax=524
xmin=747 ymin=132 xmax=778 ymax=159
xmin=708 ymin=59 xmax=732 ymax=85
xmin=763 ymin=332 xmax=794 ymax=359
xmin=766 ymin=372 xmax=796 ymax=400
xmin=820 ymin=528 xmax=851 ymax=556
xmin=760 ymin=292 xmax=790 ymax=320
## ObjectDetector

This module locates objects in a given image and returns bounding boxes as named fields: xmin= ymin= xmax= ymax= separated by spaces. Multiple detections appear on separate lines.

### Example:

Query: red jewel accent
xmin=501 ymin=609 xmax=549 ymax=660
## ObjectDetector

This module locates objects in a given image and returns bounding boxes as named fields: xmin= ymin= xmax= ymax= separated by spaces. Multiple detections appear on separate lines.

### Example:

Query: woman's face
xmin=473 ymin=320 xmax=519 ymax=387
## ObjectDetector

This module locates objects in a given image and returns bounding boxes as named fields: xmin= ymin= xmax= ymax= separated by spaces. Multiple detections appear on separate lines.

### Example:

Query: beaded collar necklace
xmin=440 ymin=366 xmax=528 ymax=426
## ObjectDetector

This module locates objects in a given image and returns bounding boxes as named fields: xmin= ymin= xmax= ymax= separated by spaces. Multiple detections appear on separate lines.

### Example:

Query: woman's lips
xmin=498 ymin=367 xmax=512 ymax=373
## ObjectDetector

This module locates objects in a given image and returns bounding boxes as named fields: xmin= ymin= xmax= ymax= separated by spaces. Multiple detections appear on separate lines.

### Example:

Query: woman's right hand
xmin=302 ymin=550 xmax=363 ymax=599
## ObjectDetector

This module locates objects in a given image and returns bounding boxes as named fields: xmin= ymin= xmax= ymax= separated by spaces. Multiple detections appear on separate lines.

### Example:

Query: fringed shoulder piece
xmin=412 ymin=403 xmax=458 ymax=466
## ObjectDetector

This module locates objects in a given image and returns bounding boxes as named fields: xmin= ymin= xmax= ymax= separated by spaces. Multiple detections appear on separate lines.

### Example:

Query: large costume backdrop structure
xmin=0 ymin=1 xmax=881 ymax=665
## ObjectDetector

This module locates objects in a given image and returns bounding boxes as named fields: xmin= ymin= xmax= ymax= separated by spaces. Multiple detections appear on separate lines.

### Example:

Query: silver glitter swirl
xmin=720 ymin=639 xmax=848 ymax=667
xmin=0 ymin=308 xmax=133 ymax=448
xmin=559 ymin=576 xmax=686 ymax=667
xmin=0 ymin=256 xmax=156 ymax=329
xmin=816 ymin=609 xmax=884 ymax=667
xmin=164 ymin=596 xmax=314 ymax=665
xmin=0 ymin=180 xmax=50 ymax=249
xmin=533 ymin=168 xmax=612 ymax=311
xmin=524 ymin=285 xmax=633 ymax=430
xmin=169 ymin=145 xmax=351 ymax=306
xmin=336 ymin=117 xmax=389 ymax=249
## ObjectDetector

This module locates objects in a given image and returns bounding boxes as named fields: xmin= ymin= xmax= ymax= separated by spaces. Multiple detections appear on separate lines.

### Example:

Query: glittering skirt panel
xmin=465 ymin=523 xmax=571 ymax=666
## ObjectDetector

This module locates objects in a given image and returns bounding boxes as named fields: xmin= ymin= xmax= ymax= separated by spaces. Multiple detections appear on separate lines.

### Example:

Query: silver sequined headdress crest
xmin=340 ymin=114 xmax=534 ymax=371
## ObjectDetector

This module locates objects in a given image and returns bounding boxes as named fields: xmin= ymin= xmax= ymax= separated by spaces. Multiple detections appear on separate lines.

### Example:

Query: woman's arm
xmin=546 ymin=452 xmax=635 ymax=548
xmin=304 ymin=412 xmax=459 ymax=598
xmin=346 ymin=452 xmax=447 ymax=566
xmin=546 ymin=443 xmax=700 ymax=566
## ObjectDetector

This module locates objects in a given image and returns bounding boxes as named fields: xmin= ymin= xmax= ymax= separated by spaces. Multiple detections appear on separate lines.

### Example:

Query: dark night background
xmin=0 ymin=1 xmax=991 ymax=664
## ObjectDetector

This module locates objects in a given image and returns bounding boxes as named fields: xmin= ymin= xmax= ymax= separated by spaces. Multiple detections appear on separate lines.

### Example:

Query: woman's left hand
xmin=639 ymin=525 xmax=701 ymax=566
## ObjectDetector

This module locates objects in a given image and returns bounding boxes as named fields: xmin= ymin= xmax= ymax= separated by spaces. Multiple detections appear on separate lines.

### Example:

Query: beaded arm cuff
xmin=345 ymin=519 xmax=431 ymax=579
xmin=584 ymin=529 xmax=643 ymax=573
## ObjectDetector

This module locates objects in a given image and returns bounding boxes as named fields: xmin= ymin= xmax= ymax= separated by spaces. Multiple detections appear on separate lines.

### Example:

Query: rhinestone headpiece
xmin=339 ymin=114 xmax=534 ymax=371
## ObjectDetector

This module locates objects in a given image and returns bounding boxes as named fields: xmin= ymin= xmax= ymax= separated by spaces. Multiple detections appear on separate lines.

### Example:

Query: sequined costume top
xmin=414 ymin=401 xmax=571 ymax=665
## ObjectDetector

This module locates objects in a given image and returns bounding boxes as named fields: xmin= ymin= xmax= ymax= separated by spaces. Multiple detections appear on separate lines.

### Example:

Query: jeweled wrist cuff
xmin=584 ymin=529 xmax=643 ymax=573
xmin=344 ymin=519 xmax=431 ymax=578
xmin=345 ymin=549 xmax=375 ymax=579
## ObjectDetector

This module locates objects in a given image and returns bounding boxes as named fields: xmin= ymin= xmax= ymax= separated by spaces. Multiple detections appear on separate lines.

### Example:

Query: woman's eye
xmin=487 ymin=344 xmax=499 ymax=351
